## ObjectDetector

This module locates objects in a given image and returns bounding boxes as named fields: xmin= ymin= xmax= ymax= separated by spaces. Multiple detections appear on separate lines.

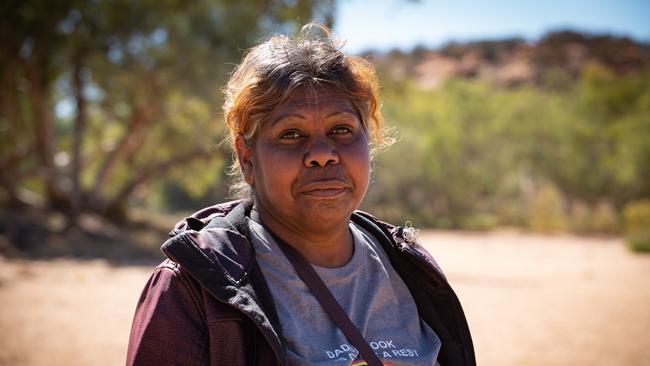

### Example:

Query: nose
xmin=304 ymin=137 xmax=339 ymax=167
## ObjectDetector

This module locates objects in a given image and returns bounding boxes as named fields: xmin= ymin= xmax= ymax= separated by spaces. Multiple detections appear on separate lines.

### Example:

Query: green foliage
xmin=627 ymin=234 xmax=650 ymax=253
xmin=365 ymin=61 xmax=650 ymax=232
xmin=623 ymin=200 xmax=650 ymax=233
xmin=623 ymin=200 xmax=650 ymax=252
xmin=366 ymin=78 xmax=516 ymax=227
xmin=526 ymin=183 xmax=568 ymax=233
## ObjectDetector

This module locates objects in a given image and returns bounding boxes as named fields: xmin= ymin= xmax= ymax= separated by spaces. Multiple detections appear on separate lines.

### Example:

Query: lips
xmin=298 ymin=179 xmax=350 ymax=198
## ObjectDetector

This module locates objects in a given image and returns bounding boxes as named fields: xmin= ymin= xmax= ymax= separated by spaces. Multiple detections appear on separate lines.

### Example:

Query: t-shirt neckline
xmin=249 ymin=207 xmax=367 ymax=282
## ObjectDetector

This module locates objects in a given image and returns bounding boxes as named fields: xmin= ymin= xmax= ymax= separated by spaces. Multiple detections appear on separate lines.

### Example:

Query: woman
xmin=127 ymin=25 xmax=475 ymax=366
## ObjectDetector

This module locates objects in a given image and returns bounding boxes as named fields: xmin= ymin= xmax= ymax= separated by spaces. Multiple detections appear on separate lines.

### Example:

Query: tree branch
xmin=88 ymin=106 xmax=147 ymax=204
xmin=102 ymin=148 xmax=216 ymax=214
xmin=88 ymin=74 xmax=162 ymax=205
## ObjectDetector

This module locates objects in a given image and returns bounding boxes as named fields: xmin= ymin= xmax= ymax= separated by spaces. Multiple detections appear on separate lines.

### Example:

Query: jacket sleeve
xmin=126 ymin=261 xmax=209 ymax=366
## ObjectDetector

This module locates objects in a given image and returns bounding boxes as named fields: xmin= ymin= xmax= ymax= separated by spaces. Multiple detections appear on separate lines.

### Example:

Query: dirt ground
xmin=0 ymin=230 xmax=648 ymax=366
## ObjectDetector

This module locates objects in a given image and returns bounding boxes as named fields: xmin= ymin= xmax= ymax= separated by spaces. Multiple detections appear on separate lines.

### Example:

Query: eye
xmin=330 ymin=125 xmax=353 ymax=135
xmin=280 ymin=130 xmax=302 ymax=139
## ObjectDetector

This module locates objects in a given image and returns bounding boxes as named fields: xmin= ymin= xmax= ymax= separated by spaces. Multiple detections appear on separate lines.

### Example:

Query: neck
xmin=256 ymin=208 xmax=354 ymax=268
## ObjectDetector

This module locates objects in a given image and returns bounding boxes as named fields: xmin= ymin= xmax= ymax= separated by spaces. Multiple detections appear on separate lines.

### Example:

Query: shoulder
xmin=139 ymin=259 xmax=250 ymax=321
xmin=140 ymin=259 xmax=205 ymax=313
xmin=351 ymin=210 xmax=448 ymax=283
xmin=351 ymin=210 xmax=418 ymax=249
xmin=169 ymin=199 xmax=247 ymax=236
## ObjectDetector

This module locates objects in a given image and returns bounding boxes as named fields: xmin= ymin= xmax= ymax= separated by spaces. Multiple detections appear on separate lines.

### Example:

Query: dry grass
xmin=0 ymin=230 xmax=648 ymax=366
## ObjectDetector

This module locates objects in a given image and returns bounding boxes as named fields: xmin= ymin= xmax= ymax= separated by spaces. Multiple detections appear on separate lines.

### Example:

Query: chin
xmin=300 ymin=198 xmax=358 ymax=224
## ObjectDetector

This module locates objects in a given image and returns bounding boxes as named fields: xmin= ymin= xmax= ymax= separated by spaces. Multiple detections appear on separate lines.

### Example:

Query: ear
xmin=235 ymin=134 xmax=255 ymax=185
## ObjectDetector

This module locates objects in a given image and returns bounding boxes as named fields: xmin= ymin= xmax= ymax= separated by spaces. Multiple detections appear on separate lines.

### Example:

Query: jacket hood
xmin=169 ymin=199 xmax=245 ymax=237
xmin=162 ymin=199 xmax=255 ymax=284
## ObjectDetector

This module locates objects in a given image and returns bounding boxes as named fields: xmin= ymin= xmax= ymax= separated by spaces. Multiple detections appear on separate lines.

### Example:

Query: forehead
xmin=272 ymin=87 xmax=356 ymax=119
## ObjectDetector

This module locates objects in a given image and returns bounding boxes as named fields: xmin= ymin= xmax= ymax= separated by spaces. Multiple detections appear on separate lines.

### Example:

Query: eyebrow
xmin=325 ymin=110 xmax=358 ymax=119
xmin=271 ymin=109 xmax=358 ymax=127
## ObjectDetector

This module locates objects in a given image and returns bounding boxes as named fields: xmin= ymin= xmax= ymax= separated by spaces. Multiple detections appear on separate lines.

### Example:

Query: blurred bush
xmin=568 ymin=201 xmax=619 ymax=234
xmin=591 ymin=202 xmax=619 ymax=234
xmin=526 ymin=183 xmax=568 ymax=233
xmin=623 ymin=200 xmax=650 ymax=252
xmin=359 ymin=31 xmax=650 ymax=234
xmin=460 ymin=213 xmax=499 ymax=231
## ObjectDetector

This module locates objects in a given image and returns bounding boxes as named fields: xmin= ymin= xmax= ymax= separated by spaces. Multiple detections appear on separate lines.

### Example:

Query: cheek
xmin=345 ymin=142 xmax=371 ymax=186
xmin=253 ymin=146 xmax=299 ymax=188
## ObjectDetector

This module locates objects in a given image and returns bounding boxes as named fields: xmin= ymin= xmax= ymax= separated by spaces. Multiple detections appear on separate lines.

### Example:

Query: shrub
xmin=622 ymin=200 xmax=650 ymax=252
xmin=527 ymin=183 xmax=568 ymax=233
xmin=591 ymin=202 xmax=619 ymax=234
xmin=460 ymin=213 xmax=499 ymax=231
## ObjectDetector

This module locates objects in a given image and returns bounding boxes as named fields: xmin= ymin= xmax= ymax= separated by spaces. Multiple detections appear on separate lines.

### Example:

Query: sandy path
xmin=0 ymin=231 xmax=648 ymax=366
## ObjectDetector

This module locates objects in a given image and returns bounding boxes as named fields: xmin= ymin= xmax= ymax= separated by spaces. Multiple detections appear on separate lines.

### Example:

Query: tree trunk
xmin=70 ymin=46 xmax=88 ymax=225
xmin=28 ymin=64 xmax=69 ymax=212
xmin=87 ymin=106 xmax=149 ymax=207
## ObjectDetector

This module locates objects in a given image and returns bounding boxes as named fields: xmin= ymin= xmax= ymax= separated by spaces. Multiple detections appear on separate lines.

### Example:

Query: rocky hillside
xmin=365 ymin=30 xmax=650 ymax=88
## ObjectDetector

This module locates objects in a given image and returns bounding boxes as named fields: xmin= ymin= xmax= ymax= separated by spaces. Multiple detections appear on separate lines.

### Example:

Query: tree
xmin=0 ymin=0 xmax=335 ymax=225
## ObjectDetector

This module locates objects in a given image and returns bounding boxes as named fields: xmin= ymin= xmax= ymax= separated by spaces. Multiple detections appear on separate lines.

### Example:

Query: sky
xmin=333 ymin=0 xmax=650 ymax=53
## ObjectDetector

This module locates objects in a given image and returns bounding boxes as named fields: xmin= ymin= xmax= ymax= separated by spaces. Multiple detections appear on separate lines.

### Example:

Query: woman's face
xmin=237 ymin=87 xmax=370 ymax=235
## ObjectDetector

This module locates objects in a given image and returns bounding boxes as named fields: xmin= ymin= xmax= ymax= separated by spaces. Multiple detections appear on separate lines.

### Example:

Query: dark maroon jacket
xmin=126 ymin=200 xmax=475 ymax=365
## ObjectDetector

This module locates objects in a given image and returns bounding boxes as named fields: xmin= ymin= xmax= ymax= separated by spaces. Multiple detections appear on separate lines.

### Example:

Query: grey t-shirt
xmin=249 ymin=216 xmax=442 ymax=365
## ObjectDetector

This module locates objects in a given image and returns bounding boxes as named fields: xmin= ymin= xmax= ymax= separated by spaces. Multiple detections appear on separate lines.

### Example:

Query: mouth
xmin=299 ymin=180 xmax=350 ymax=198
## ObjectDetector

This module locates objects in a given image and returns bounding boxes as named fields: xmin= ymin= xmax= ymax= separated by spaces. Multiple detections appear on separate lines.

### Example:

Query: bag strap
xmin=265 ymin=229 xmax=383 ymax=366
